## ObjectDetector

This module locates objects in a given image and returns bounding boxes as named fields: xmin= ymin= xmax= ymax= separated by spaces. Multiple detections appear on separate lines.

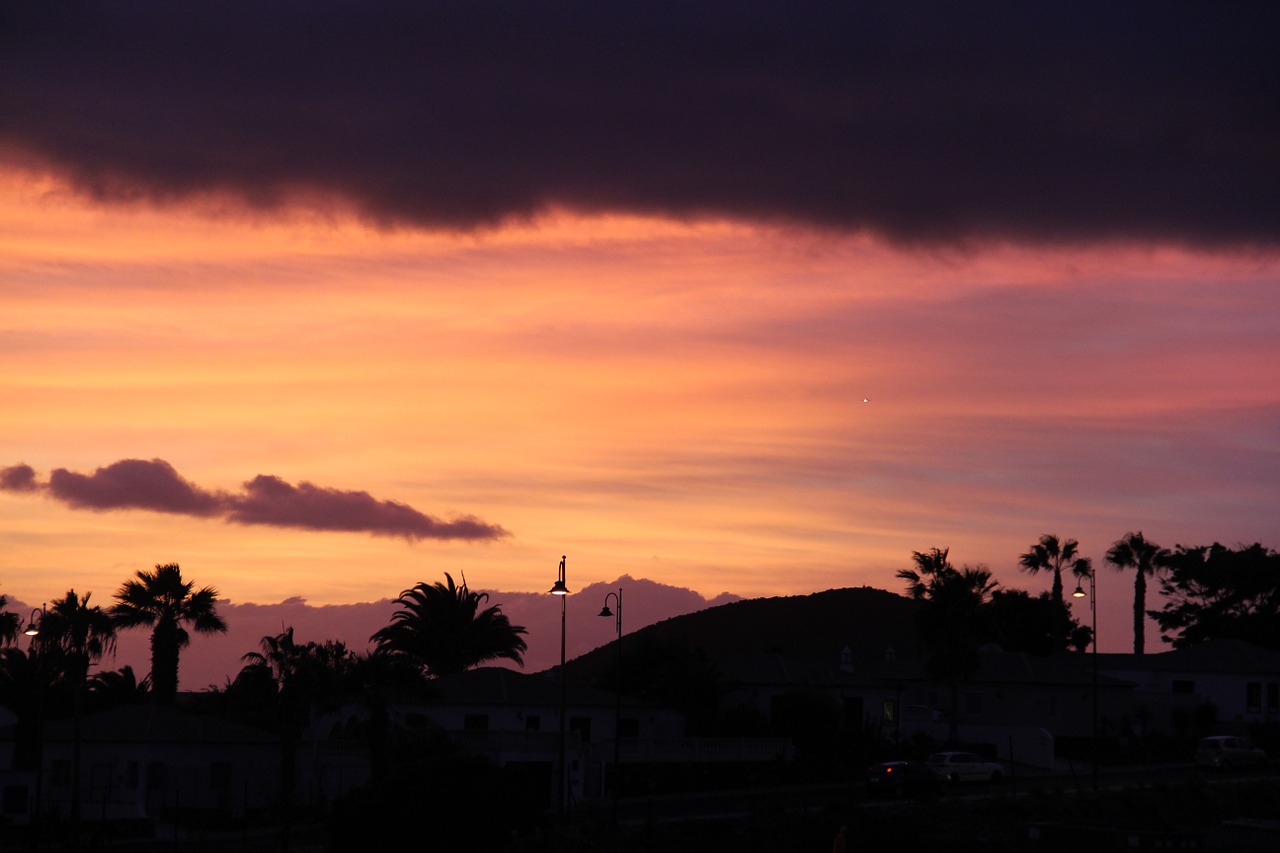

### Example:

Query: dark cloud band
xmin=1 ymin=1 xmax=1276 ymax=247
xmin=1 ymin=460 xmax=507 ymax=542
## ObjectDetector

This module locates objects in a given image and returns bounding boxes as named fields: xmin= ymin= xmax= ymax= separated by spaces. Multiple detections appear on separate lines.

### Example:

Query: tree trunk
xmin=150 ymin=619 xmax=181 ymax=702
xmin=1051 ymin=569 xmax=1068 ymax=652
xmin=1133 ymin=570 xmax=1146 ymax=655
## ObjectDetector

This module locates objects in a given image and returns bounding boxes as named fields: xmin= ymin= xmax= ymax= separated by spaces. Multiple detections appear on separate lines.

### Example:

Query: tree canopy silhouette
xmin=0 ymin=593 xmax=20 ymax=647
xmin=371 ymin=573 xmax=527 ymax=677
xmin=1151 ymin=542 xmax=1280 ymax=650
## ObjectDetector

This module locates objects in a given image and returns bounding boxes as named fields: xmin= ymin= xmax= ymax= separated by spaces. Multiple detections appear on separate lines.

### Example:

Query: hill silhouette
xmin=561 ymin=586 xmax=925 ymax=680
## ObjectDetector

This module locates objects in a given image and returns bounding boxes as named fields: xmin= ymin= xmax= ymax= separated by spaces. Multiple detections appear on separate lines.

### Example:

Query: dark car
xmin=865 ymin=760 xmax=947 ymax=799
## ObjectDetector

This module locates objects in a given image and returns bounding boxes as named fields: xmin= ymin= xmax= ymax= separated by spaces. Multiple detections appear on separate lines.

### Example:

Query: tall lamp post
xmin=1072 ymin=570 xmax=1098 ymax=794
xmin=24 ymin=605 xmax=45 ymax=849
xmin=598 ymin=588 xmax=623 ymax=826
xmin=549 ymin=557 xmax=570 ymax=836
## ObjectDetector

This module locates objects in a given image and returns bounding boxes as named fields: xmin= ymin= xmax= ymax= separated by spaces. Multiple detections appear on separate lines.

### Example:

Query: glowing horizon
xmin=3 ymin=167 xmax=1278 ymax=663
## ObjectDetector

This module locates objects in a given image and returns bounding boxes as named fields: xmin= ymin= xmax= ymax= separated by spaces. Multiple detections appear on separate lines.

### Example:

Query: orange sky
xmin=3 ymin=168 xmax=1279 ymax=656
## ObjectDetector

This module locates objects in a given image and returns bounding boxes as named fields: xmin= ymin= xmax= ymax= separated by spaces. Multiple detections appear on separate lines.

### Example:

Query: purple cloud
xmin=0 ymin=2 xmax=1276 ymax=248
xmin=47 ymin=459 xmax=223 ymax=515
xmin=225 ymin=474 xmax=507 ymax=541
xmin=8 ymin=459 xmax=507 ymax=542
xmin=0 ymin=464 xmax=39 ymax=492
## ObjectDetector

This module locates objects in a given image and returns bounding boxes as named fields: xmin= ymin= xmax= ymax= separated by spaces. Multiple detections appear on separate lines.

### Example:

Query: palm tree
xmin=36 ymin=590 xmax=117 ymax=680
xmin=111 ymin=563 xmax=228 ymax=703
xmin=238 ymin=626 xmax=358 ymax=849
xmin=33 ymin=590 xmax=117 ymax=832
xmin=1018 ymin=534 xmax=1092 ymax=652
xmin=1105 ymin=531 xmax=1168 ymax=655
xmin=898 ymin=549 xmax=999 ymax=742
xmin=0 ymin=647 xmax=59 ymax=770
xmin=239 ymin=626 xmax=359 ymax=716
xmin=371 ymin=573 xmax=527 ymax=677
xmin=897 ymin=547 xmax=954 ymax=600
xmin=88 ymin=665 xmax=151 ymax=710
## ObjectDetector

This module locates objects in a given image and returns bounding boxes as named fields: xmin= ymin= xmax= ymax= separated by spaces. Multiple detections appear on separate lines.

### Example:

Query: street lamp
xmin=1072 ymin=570 xmax=1098 ymax=793
xmin=24 ymin=605 xmax=44 ymax=637
xmin=598 ymin=588 xmax=623 ymax=825
xmin=549 ymin=557 xmax=570 ymax=833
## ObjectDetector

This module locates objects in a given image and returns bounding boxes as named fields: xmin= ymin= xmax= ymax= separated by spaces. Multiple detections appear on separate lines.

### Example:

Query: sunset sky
xmin=2 ymin=2 xmax=1278 ymax=680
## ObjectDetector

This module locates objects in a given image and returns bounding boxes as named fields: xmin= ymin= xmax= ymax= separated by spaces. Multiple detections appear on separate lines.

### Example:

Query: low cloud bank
xmin=5 ymin=577 xmax=741 ymax=689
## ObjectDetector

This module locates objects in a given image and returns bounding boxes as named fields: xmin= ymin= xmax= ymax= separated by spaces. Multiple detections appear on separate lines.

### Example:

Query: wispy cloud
xmin=1 ymin=2 xmax=1275 ymax=247
xmin=3 ymin=459 xmax=507 ymax=542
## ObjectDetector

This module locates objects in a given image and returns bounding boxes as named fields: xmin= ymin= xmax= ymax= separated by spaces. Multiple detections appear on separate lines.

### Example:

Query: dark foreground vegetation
xmin=585 ymin=769 xmax=1280 ymax=853
xmin=4 ymin=538 xmax=1280 ymax=851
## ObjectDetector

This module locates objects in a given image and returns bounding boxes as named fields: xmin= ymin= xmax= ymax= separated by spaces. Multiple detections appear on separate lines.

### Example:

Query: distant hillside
xmin=561 ymin=586 xmax=925 ymax=679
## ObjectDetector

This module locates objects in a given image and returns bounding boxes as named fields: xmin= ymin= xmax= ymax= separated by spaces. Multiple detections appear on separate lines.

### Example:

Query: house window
xmin=2 ymin=785 xmax=28 ymax=816
xmin=882 ymin=699 xmax=898 ymax=724
xmin=1171 ymin=680 xmax=1195 ymax=694
xmin=619 ymin=717 xmax=640 ymax=738
xmin=146 ymin=762 xmax=167 ymax=791
xmin=524 ymin=715 xmax=541 ymax=732
xmin=125 ymin=761 xmax=140 ymax=790
xmin=463 ymin=714 xmax=489 ymax=732
xmin=52 ymin=761 xmax=71 ymax=787
xmin=89 ymin=763 xmax=112 ymax=798
xmin=569 ymin=717 xmax=592 ymax=744
xmin=963 ymin=692 xmax=984 ymax=716
xmin=1267 ymin=683 xmax=1278 ymax=713
xmin=1247 ymin=682 xmax=1262 ymax=712
xmin=210 ymin=762 xmax=232 ymax=791
xmin=843 ymin=697 xmax=865 ymax=729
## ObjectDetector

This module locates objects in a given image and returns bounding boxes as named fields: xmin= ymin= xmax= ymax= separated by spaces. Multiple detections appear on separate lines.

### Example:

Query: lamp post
xmin=23 ymin=605 xmax=45 ymax=849
xmin=598 ymin=589 xmax=623 ymax=826
xmin=24 ymin=605 xmax=43 ymax=639
xmin=549 ymin=557 xmax=570 ymax=836
xmin=1072 ymin=571 xmax=1098 ymax=793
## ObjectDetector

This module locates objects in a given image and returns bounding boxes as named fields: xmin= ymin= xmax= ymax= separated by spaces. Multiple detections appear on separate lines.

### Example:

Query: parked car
xmin=1194 ymin=736 xmax=1268 ymax=769
xmin=925 ymin=751 xmax=1005 ymax=783
xmin=865 ymin=760 xmax=947 ymax=798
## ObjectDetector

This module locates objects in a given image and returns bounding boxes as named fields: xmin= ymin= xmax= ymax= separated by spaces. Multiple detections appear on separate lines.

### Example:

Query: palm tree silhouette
xmin=371 ymin=573 xmax=527 ymax=677
xmin=111 ymin=563 xmax=228 ymax=703
xmin=37 ymin=590 xmax=117 ymax=680
xmin=239 ymin=627 xmax=358 ymax=851
xmin=898 ymin=549 xmax=998 ymax=742
xmin=1105 ymin=531 xmax=1168 ymax=655
xmin=896 ymin=547 xmax=954 ymax=600
xmin=88 ymin=665 xmax=152 ymax=709
xmin=34 ymin=590 xmax=117 ymax=834
xmin=1018 ymin=534 xmax=1092 ymax=652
